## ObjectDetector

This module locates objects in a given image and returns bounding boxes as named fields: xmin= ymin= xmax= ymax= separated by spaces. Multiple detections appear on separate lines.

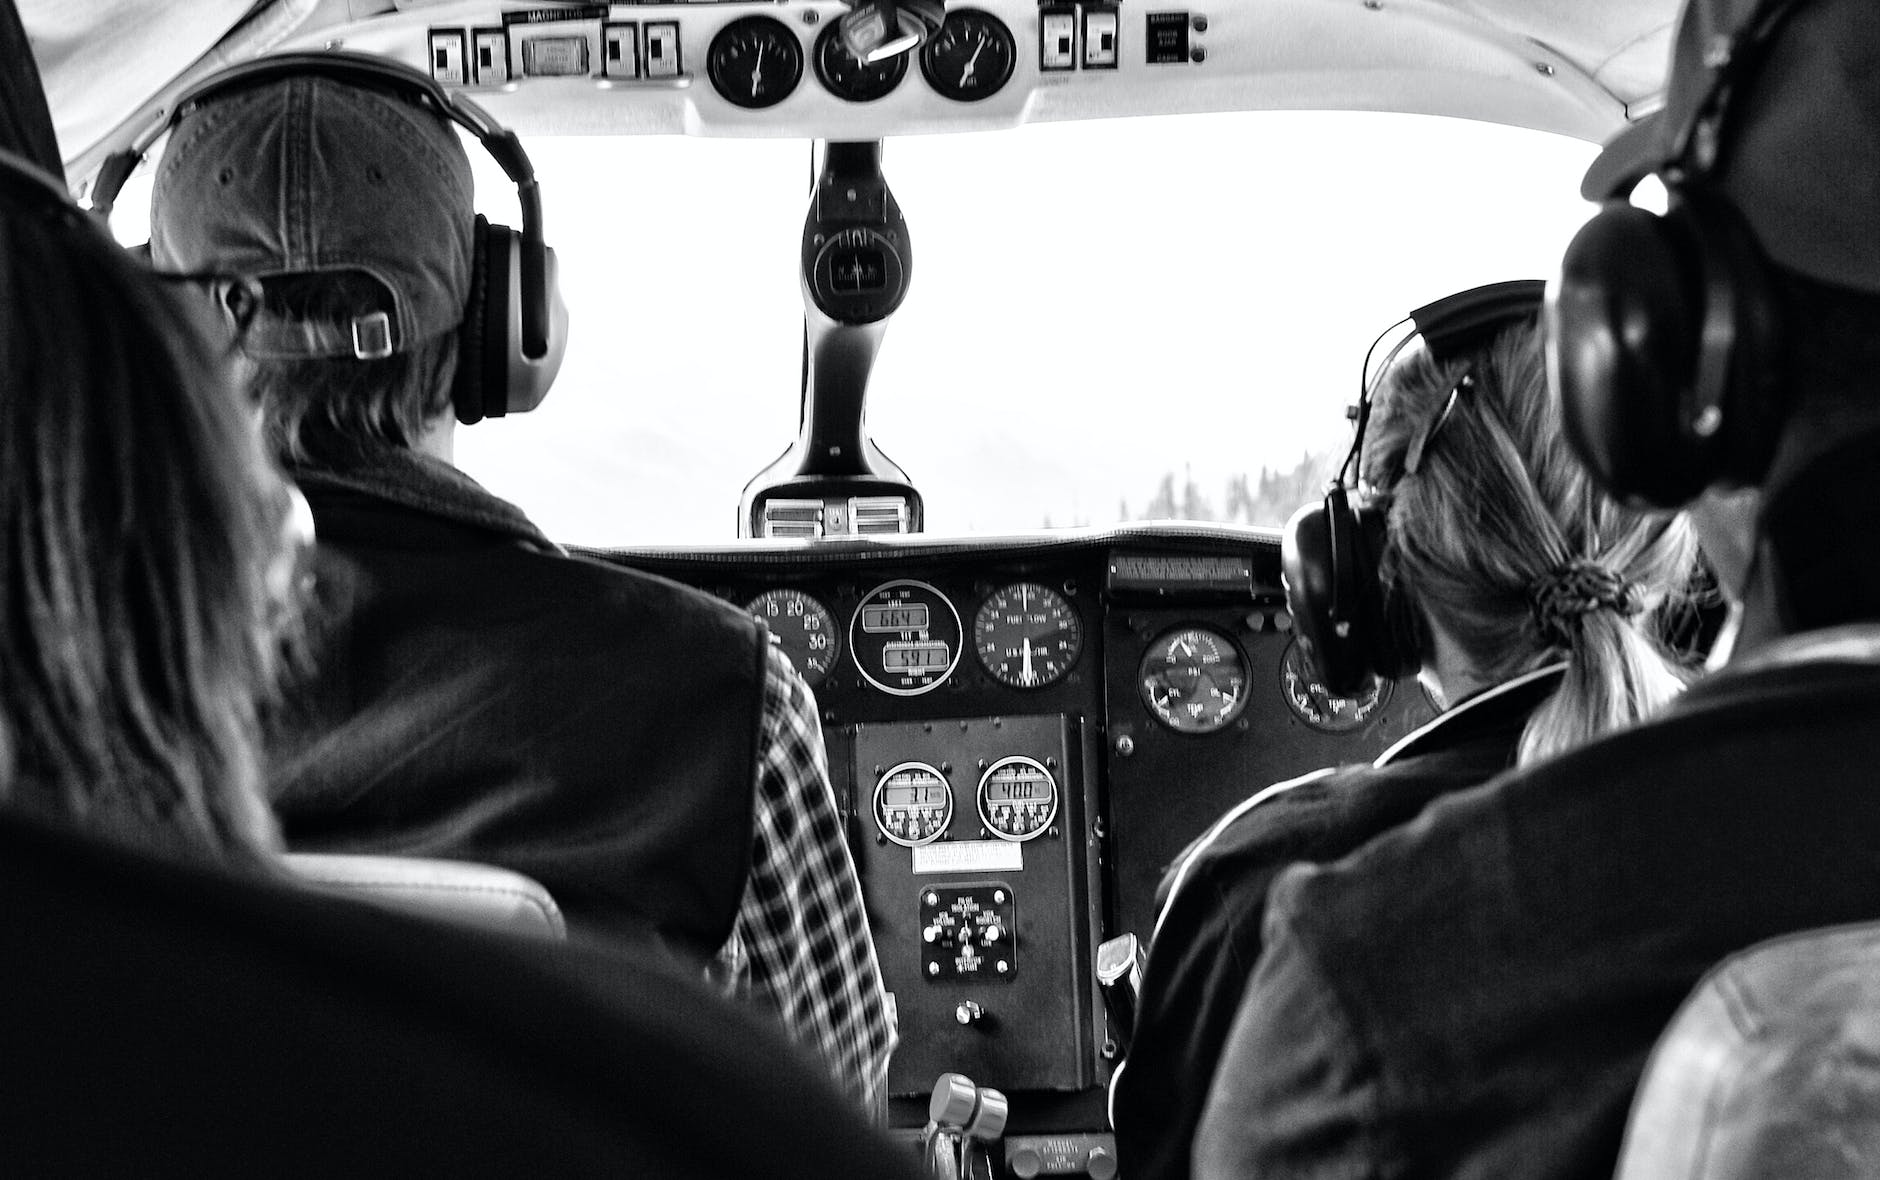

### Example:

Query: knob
xmin=1010 ymin=1147 xmax=1043 ymax=1179
xmin=1086 ymin=1145 xmax=1118 ymax=1180
xmin=922 ymin=923 xmax=944 ymax=943
xmin=955 ymin=1000 xmax=986 ymax=1027
xmin=981 ymin=923 xmax=1004 ymax=944
xmin=929 ymin=1073 xmax=978 ymax=1127
xmin=965 ymin=1087 xmax=1009 ymax=1140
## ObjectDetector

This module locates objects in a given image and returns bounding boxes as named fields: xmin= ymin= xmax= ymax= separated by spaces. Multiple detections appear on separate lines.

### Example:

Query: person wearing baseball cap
xmin=1191 ymin=1 xmax=1880 ymax=1176
xmin=146 ymin=56 xmax=895 ymax=1116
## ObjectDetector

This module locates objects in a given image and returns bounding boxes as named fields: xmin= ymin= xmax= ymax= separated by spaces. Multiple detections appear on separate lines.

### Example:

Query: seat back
xmin=1616 ymin=922 xmax=1880 ymax=1180
xmin=284 ymin=852 xmax=566 ymax=938
xmin=0 ymin=809 xmax=920 ymax=1178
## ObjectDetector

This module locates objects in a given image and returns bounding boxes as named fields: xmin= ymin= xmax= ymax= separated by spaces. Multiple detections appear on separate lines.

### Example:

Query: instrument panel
xmin=584 ymin=526 xmax=1435 ymax=1160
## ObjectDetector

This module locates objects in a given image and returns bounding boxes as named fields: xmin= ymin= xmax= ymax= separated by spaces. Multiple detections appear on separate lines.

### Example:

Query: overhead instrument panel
xmin=706 ymin=15 xmax=803 ymax=109
xmin=746 ymin=589 xmax=840 ymax=688
xmin=920 ymin=8 xmax=1016 ymax=102
xmin=1279 ymin=637 xmax=1393 ymax=733
xmin=974 ymin=582 xmax=1083 ymax=689
xmin=851 ymin=580 xmax=964 ymax=695
xmin=1138 ymin=625 xmax=1250 ymax=734
xmin=814 ymin=22 xmax=909 ymax=102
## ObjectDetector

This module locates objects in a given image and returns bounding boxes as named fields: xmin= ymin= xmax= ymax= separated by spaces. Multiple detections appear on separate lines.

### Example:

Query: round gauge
xmin=874 ymin=761 xmax=953 ymax=846
xmin=746 ymin=589 xmax=839 ymax=689
xmin=919 ymin=9 xmax=1016 ymax=103
xmin=814 ymin=22 xmax=908 ymax=102
xmin=850 ymin=580 xmax=963 ymax=696
xmin=707 ymin=16 xmax=804 ymax=110
xmin=1279 ymin=638 xmax=1394 ymax=733
xmin=974 ymin=582 xmax=1082 ymax=689
xmin=1278 ymin=638 xmax=1398 ymax=732
xmin=977 ymin=756 xmax=1060 ymax=842
xmin=1139 ymin=626 xmax=1250 ymax=735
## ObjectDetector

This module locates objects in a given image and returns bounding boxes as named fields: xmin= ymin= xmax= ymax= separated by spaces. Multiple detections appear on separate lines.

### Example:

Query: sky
xmin=116 ymin=109 xmax=1610 ymax=545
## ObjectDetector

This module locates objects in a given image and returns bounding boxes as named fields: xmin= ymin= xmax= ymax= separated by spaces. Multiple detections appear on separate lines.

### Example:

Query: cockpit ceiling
xmin=26 ymin=0 xmax=1679 ymax=180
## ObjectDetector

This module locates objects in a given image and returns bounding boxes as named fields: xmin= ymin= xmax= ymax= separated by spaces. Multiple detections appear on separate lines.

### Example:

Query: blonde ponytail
xmin=1364 ymin=324 xmax=1698 ymax=767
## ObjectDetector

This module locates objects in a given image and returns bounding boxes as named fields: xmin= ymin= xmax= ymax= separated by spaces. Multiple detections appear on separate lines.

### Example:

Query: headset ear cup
xmin=1283 ymin=491 xmax=1417 ymax=695
xmin=452 ymin=214 xmax=495 ymax=426
xmin=1681 ymin=190 xmax=1785 ymax=487
xmin=1551 ymin=203 xmax=1709 ymax=508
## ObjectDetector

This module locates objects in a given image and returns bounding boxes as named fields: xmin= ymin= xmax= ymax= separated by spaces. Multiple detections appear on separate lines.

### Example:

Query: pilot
xmin=144 ymin=59 xmax=894 ymax=1113
xmin=1196 ymin=0 xmax=1880 ymax=1175
xmin=1111 ymin=283 xmax=1697 ymax=1180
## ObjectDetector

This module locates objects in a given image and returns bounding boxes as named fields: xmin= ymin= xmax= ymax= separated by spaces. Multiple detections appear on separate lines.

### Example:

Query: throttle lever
xmin=1096 ymin=932 xmax=1147 ymax=1052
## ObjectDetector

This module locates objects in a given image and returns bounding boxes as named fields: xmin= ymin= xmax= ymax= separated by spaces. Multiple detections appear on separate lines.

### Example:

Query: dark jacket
xmin=1197 ymin=626 xmax=1880 ymax=1180
xmin=1114 ymin=666 xmax=1564 ymax=1180
xmin=267 ymin=448 xmax=765 ymax=962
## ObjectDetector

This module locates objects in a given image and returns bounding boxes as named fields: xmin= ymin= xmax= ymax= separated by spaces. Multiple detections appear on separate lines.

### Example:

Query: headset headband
xmin=87 ymin=51 xmax=552 ymax=360
xmin=1343 ymin=280 xmax=1546 ymax=490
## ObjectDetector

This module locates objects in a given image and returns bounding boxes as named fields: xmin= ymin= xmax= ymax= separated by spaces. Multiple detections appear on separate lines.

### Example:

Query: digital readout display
xmin=984 ymin=776 xmax=1049 ymax=803
xmin=882 ymin=784 xmax=947 ymax=809
xmin=862 ymin=604 xmax=931 ymax=632
xmin=883 ymin=642 xmax=950 ymax=670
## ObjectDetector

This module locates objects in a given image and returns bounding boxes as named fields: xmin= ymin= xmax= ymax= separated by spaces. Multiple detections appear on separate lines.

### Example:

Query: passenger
xmin=144 ymin=58 xmax=894 ymax=1113
xmin=1195 ymin=0 xmax=1880 ymax=1175
xmin=1111 ymin=283 xmax=1698 ymax=1180
xmin=0 ymin=147 xmax=290 ymax=870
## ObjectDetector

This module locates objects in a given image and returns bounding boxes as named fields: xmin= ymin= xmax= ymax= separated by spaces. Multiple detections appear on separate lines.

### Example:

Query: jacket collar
xmin=290 ymin=446 xmax=561 ymax=554
xmin=1372 ymin=663 xmax=1567 ymax=768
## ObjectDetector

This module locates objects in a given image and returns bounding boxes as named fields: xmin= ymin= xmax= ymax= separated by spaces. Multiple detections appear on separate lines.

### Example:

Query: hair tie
xmin=1529 ymin=559 xmax=1642 ymax=646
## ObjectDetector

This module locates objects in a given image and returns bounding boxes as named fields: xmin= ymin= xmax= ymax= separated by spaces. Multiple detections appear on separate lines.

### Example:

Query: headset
xmin=0 ymin=145 xmax=97 ymax=231
xmin=87 ymin=51 xmax=567 ymax=427
xmin=1547 ymin=0 xmax=1806 ymax=509
xmin=1283 ymin=280 xmax=1545 ymax=697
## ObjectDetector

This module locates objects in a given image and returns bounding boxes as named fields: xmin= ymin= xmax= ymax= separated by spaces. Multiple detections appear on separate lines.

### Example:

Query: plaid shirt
xmin=714 ymin=645 xmax=896 ymax=1118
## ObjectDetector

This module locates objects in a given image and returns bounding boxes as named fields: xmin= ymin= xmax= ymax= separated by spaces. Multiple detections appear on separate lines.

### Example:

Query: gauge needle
xmin=750 ymin=45 xmax=765 ymax=95
xmin=960 ymin=34 xmax=985 ymax=85
xmin=1022 ymin=638 xmax=1034 ymax=684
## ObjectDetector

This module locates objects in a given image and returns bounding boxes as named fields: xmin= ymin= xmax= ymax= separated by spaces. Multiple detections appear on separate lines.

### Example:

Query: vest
xmin=266 ymin=449 xmax=763 ymax=963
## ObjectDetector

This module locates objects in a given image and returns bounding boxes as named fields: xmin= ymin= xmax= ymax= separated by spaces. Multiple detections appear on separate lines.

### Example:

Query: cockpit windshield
xmin=117 ymin=109 xmax=1600 ymax=544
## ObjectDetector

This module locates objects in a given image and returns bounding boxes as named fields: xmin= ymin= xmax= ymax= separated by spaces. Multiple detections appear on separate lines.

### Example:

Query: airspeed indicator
xmin=747 ymin=589 xmax=838 ymax=688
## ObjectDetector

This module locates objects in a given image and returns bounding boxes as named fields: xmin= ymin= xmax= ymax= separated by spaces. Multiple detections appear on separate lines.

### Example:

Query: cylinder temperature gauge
xmin=977 ymin=756 xmax=1059 ymax=842
xmin=874 ymin=761 xmax=953 ymax=847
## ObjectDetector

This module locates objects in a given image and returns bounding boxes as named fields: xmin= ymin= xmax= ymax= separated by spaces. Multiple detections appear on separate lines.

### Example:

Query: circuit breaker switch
xmin=1040 ymin=7 xmax=1077 ymax=71
xmin=1084 ymin=8 xmax=1120 ymax=68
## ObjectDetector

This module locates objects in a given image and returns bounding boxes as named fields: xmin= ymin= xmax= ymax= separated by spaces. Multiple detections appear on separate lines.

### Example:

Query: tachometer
xmin=746 ymin=589 xmax=839 ymax=689
xmin=974 ymin=582 xmax=1082 ymax=689
xmin=919 ymin=9 xmax=1015 ymax=103
xmin=814 ymin=22 xmax=908 ymax=102
xmin=1280 ymin=637 xmax=1393 ymax=733
xmin=977 ymin=756 xmax=1059 ymax=842
xmin=850 ymin=579 xmax=963 ymax=696
xmin=1139 ymin=626 xmax=1250 ymax=734
xmin=874 ymin=761 xmax=953 ymax=846
xmin=707 ymin=16 xmax=803 ymax=110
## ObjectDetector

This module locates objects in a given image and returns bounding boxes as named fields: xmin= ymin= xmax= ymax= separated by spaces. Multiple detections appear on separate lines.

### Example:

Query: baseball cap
xmin=149 ymin=72 xmax=474 ymax=359
xmin=1582 ymin=0 xmax=1880 ymax=294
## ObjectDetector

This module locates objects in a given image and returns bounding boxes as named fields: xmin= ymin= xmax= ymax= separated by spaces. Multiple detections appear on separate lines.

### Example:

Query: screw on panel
xmin=1192 ymin=47 xmax=1206 ymax=62
xmin=1363 ymin=0 xmax=1382 ymax=8
xmin=1045 ymin=756 xmax=1057 ymax=769
xmin=802 ymin=8 xmax=819 ymax=23
xmin=929 ymin=962 xmax=941 ymax=976
xmin=1535 ymin=61 xmax=1556 ymax=76
xmin=1192 ymin=15 xmax=1208 ymax=32
xmin=1114 ymin=735 xmax=1135 ymax=756
xmin=941 ymin=762 xmax=952 ymax=775
xmin=1102 ymin=1039 xmax=1119 ymax=1059
xmin=926 ymin=892 xmax=939 ymax=905
xmin=996 ymin=960 xmax=1009 ymax=973
xmin=993 ymin=890 xmax=1006 ymax=903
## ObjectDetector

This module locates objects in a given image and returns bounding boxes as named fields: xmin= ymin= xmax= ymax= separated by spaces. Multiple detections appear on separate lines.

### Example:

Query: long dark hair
xmin=0 ymin=167 xmax=287 ymax=865
xmin=1367 ymin=323 xmax=1699 ymax=765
